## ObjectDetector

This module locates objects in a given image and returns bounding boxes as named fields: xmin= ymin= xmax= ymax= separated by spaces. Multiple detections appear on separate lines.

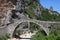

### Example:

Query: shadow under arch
xmin=12 ymin=21 xmax=47 ymax=38
xmin=12 ymin=22 xmax=28 ymax=38
xmin=29 ymin=22 xmax=47 ymax=35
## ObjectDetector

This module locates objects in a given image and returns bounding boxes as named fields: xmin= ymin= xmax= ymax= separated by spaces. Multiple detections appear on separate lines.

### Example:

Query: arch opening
xmin=12 ymin=22 xmax=28 ymax=38
xmin=12 ymin=21 xmax=47 ymax=38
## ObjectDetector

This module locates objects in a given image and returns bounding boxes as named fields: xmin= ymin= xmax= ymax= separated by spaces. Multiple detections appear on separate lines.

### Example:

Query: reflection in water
xmin=20 ymin=39 xmax=30 ymax=40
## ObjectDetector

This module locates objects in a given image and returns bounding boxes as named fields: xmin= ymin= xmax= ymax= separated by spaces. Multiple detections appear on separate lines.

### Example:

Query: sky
xmin=40 ymin=0 xmax=60 ymax=13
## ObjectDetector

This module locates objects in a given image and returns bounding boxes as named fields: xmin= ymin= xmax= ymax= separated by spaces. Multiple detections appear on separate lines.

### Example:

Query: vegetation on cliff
xmin=26 ymin=0 xmax=60 ymax=21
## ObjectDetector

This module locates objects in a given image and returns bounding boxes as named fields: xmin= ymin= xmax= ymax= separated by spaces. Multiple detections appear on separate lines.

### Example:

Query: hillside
xmin=25 ymin=0 xmax=60 ymax=21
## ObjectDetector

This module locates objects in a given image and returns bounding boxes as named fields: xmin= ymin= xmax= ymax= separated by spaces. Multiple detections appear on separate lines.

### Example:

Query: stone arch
xmin=12 ymin=23 xmax=21 ymax=37
xmin=12 ymin=22 xmax=44 ymax=37
xmin=8 ymin=19 xmax=49 ymax=37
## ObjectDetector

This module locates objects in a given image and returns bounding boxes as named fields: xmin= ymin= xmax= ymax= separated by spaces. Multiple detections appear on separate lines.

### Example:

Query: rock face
xmin=0 ymin=0 xmax=41 ymax=37
xmin=0 ymin=0 xmax=41 ymax=24
xmin=49 ymin=6 xmax=53 ymax=14
xmin=15 ymin=0 xmax=28 ymax=19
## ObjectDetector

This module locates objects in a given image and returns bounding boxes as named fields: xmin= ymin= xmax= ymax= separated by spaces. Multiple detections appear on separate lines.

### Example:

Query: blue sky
xmin=40 ymin=0 xmax=60 ymax=13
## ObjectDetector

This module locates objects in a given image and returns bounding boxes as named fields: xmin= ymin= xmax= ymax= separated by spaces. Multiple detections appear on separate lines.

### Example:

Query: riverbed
xmin=8 ymin=32 xmax=36 ymax=40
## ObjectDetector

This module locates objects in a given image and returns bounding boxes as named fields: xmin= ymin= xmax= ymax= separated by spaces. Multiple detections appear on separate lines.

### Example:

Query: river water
xmin=20 ymin=39 xmax=30 ymax=40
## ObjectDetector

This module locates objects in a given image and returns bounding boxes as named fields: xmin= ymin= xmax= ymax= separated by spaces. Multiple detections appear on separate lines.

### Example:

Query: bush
xmin=31 ymin=26 xmax=60 ymax=40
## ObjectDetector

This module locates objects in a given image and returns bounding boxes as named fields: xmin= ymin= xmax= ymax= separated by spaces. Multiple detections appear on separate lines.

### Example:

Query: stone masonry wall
xmin=0 ymin=27 xmax=7 ymax=37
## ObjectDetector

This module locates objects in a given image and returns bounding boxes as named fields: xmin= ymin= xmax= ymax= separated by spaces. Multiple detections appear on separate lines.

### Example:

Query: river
xmin=20 ymin=39 xmax=30 ymax=40
xmin=8 ymin=32 xmax=37 ymax=40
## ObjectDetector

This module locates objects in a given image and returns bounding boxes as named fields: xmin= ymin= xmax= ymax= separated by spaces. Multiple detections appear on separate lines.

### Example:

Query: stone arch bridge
xmin=0 ymin=19 xmax=60 ymax=37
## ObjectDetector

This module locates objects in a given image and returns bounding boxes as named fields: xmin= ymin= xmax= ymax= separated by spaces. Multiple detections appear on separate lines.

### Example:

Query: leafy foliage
xmin=0 ymin=34 xmax=10 ymax=40
xmin=26 ymin=0 xmax=60 ymax=21
xmin=31 ymin=25 xmax=60 ymax=40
